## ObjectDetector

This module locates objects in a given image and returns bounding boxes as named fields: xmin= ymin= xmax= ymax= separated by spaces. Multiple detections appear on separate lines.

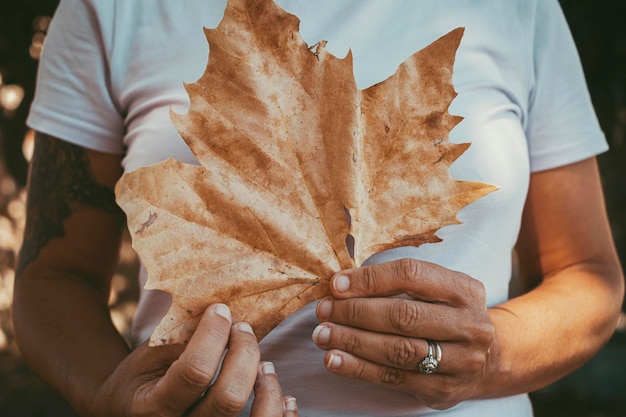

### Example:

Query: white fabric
xmin=28 ymin=0 xmax=607 ymax=416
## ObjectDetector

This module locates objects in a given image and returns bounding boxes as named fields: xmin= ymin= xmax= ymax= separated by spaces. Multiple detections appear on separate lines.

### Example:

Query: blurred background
xmin=0 ymin=0 xmax=625 ymax=416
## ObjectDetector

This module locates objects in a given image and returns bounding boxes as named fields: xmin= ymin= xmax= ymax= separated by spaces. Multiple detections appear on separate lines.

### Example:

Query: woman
xmin=13 ymin=0 xmax=624 ymax=416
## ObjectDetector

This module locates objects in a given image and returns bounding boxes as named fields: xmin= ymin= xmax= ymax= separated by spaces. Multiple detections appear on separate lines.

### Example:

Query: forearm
xmin=13 ymin=271 xmax=130 ymax=415
xmin=13 ymin=134 xmax=136 ymax=415
xmin=482 ymin=261 xmax=624 ymax=398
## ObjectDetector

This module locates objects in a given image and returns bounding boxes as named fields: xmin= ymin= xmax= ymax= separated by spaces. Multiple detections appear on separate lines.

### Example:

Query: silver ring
xmin=417 ymin=340 xmax=442 ymax=374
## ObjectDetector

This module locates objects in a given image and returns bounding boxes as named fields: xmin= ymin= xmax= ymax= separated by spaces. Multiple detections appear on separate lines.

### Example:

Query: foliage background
xmin=0 ymin=1 xmax=624 ymax=415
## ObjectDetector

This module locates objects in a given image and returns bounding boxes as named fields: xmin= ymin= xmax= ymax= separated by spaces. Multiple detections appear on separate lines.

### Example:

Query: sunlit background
xmin=0 ymin=1 xmax=625 ymax=416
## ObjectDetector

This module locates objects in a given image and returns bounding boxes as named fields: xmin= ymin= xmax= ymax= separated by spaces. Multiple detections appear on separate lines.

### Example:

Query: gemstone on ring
xmin=418 ymin=340 xmax=441 ymax=374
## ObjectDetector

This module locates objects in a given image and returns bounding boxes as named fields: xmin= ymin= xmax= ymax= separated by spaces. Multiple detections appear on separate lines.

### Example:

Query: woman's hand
xmin=313 ymin=258 xmax=496 ymax=410
xmin=93 ymin=303 xmax=298 ymax=417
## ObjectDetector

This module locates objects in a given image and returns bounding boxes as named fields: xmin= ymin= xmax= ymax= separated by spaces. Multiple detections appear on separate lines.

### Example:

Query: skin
xmin=12 ymin=133 xmax=624 ymax=413
xmin=313 ymin=157 xmax=624 ymax=409
xmin=13 ymin=133 xmax=298 ymax=417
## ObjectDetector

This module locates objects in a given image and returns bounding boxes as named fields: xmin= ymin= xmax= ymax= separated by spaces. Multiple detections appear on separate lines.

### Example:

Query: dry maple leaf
xmin=115 ymin=0 xmax=497 ymax=346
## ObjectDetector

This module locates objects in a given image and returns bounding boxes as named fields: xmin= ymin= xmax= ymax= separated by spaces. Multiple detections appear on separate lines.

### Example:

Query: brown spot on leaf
xmin=135 ymin=212 xmax=157 ymax=234
xmin=424 ymin=111 xmax=443 ymax=130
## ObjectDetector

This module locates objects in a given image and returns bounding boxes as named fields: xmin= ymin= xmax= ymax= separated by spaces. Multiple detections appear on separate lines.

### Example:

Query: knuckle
xmin=345 ymin=299 xmax=365 ymax=323
xmin=352 ymin=359 xmax=367 ymax=380
xmin=378 ymin=365 xmax=403 ymax=386
xmin=343 ymin=330 xmax=361 ymax=353
xmin=475 ymin=321 xmax=495 ymax=347
xmin=466 ymin=349 xmax=488 ymax=373
xmin=231 ymin=328 xmax=261 ymax=360
xmin=385 ymin=338 xmax=419 ymax=368
xmin=396 ymin=258 xmax=422 ymax=284
xmin=239 ymin=338 xmax=261 ymax=361
xmin=179 ymin=355 xmax=215 ymax=389
xmin=429 ymin=379 xmax=461 ymax=409
xmin=448 ymin=274 xmax=485 ymax=307
xmin=361 ymin=265 xmax=383 ymax=292
xmin=213 ymin=388 xmax=249 ymax=416
xmin=258 ymin=384 xmax=283 ymax=401
xmin=457 ymin=306 xmax=495 ymax=342
xmin=466 ymin=277 xmax=487 ymax=303
xmin=389 ymin=299 xmax=421 ymax=334
xmin=469 ymin=330 xmax=495 ymax=373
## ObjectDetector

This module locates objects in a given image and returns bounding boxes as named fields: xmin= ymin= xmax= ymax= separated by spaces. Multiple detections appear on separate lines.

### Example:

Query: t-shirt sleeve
xmin=525 ymin=0 xmax=608 ymax=172
xmin=26 ymin=0 xmax=124 ymax=154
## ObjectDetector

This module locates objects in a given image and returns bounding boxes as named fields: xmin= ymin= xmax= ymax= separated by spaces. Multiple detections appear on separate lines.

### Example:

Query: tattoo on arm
xmin=16 ymin=135 xmax=122 ymax=277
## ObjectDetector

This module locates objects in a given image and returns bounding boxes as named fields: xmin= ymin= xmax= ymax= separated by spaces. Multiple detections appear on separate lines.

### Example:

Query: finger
xmin=152 ymin=303 xmax=233 ymax=413
xmin=321 ymin=349 xmax=456 ymax=409
xmin=323 ymin=348 xmax=422 ymax=392
xmin=330 ymin=259 xmax=484 ymax=306
xmin=316 ymin=296 xmax=470 ymax=340
xmin=196 ymin=322 xmax=260 ymax=416
xmin=312 ymin=322 xmax=487 ymax=375
xmin=283 ymin=396 xmax=299 ymax=417
xmin=249 ymin=362 xmax=287 ymax=417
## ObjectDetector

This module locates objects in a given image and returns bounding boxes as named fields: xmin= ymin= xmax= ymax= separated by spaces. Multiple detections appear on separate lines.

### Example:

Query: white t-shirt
xmin=28 ymin=0 xmax=607 ymax=416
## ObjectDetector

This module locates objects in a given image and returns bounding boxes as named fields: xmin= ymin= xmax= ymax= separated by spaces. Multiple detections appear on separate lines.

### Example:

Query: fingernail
xmin=261 ymin=361 xmax=276 ymax=375
xmin=285 ymin=396 xmax=298 ymax=411
xmin=214 ymin=304 xmax=231 ymax=321
xmin=312 ymin=325 xmax=331 ymax=345
xmin=316 ymin=298 xmax=332 ymax=320
xmin=327 ymin=353 xmax=342 ymax=370
xmin=237 ymin=322 xmax=255 ymax=335
xmin=333 ymin=275 xmax=350 ymax=292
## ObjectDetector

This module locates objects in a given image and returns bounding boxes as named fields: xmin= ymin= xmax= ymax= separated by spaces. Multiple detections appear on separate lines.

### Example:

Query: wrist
xmin=474 ymin=307 xmax=514 ymax=399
